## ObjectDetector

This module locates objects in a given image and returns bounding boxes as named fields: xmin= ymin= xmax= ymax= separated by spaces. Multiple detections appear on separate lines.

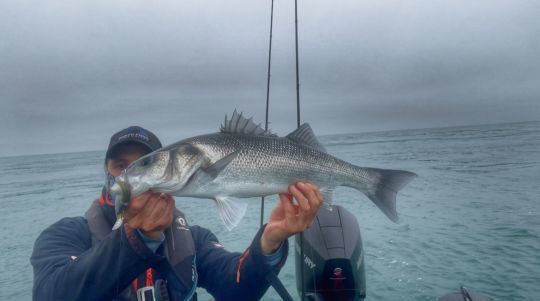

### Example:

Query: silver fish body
xmin=111 ymin=111 xmax=416 ymax=230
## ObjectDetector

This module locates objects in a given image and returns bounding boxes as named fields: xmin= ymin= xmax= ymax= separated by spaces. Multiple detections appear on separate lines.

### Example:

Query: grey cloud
xmin=1 ymin=0 xmax=539 ymax=157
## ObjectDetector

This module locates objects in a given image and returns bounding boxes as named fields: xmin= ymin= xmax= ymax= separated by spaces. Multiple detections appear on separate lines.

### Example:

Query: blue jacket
xmin=31 ymin=207 xmax=288 ymax=300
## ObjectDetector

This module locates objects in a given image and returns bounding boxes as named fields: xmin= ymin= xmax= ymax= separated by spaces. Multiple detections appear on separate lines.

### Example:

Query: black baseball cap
xmin=106 ymin=126 xmax=162 ymax=160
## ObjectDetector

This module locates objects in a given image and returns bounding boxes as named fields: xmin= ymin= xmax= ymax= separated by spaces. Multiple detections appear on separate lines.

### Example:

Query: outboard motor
xmin=295 ymin=205 xmax=366 ymax=301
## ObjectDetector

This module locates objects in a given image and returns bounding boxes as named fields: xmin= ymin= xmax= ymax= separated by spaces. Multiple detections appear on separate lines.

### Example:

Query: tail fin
xmin=351 ymin=168 xmax=417 ymax=222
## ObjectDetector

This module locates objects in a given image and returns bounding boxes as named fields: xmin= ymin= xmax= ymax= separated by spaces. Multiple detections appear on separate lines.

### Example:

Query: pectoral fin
xmin=204 ymin=150 xmax=240 ymax=179
xmin=184 ymin=151 xmax=240 ymax=189
xmin=214 ymin=196 xmax=248 ymax=230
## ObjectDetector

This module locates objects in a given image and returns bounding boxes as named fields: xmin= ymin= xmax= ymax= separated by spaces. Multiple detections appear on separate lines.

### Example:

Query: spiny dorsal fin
xmin=220 ymin=110 xmax=276 ymax=136
xmin=286 ymin=123 xmax=326 ymax=152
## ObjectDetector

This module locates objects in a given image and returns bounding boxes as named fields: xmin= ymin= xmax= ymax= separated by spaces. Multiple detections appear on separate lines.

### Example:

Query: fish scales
xmin=190 ymin=135 xmax=346 ymax=191
xmin=110 ymin=111 xmax=417 ymax=230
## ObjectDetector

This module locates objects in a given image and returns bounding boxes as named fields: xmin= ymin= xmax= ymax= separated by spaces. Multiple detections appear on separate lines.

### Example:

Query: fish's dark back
xmin=184 ymin=133 xmax=358 ymax=187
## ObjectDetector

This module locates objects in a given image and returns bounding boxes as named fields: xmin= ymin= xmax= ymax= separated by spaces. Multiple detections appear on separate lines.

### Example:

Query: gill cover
xmin=125 ymin=150 xmax=171 ymax=196
xmin=167 ymin=144 xmax=209 ymax=192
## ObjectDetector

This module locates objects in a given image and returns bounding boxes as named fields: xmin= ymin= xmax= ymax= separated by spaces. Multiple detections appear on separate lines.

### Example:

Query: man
xmin=31 ymin=126 xmax=323 ymax=301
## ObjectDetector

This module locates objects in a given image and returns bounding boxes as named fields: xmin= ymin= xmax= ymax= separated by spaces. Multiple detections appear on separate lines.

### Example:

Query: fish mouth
xmin=110 ymin=181 xmax=132 ymax=214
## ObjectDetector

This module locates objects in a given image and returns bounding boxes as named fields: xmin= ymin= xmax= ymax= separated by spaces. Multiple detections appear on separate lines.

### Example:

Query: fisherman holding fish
xmin=31 ymin=125 xmax=324 ymax=301
xmin=31 ymin=111 xmax=415 ymax=300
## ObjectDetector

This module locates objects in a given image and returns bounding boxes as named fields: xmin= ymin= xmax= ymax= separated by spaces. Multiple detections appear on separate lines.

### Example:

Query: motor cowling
xmin=295 ymin=205 xmax=366 ymax=301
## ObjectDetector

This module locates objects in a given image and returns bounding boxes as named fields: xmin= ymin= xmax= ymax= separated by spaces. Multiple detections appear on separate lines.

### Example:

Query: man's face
xmin=106 ymin=143 xmax=150 ymax=177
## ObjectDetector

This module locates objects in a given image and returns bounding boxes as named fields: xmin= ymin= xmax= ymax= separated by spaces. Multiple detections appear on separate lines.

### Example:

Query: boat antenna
xmin=260 ymin=0 xmax=275 ymax=228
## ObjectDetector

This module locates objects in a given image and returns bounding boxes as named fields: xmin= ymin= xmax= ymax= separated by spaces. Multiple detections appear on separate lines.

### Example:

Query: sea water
xmin=1 ymin=121 xmax=538 ymax=300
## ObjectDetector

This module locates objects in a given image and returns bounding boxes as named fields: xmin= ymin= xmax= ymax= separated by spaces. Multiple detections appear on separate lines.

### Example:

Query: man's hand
xmin=260 ymin=182 xmax=323 ymax=255
xmin=123 ymin=191 xmax=175 ymax=240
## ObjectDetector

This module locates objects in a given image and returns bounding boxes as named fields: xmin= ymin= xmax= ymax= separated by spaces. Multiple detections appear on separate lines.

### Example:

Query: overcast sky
xmin=1 ymin=0 xmax=539 ymax=157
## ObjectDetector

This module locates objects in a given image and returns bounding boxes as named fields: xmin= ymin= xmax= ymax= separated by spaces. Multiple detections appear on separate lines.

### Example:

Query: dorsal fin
xmin=220 ymin=110 xmax=276 ymax=136
xmin=286 ymin=123 xmax=326 ymax=152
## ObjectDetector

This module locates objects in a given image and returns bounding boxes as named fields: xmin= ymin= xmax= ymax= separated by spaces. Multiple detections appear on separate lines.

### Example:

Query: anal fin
xmin=320 ymin=187 xmax=335 ymax=211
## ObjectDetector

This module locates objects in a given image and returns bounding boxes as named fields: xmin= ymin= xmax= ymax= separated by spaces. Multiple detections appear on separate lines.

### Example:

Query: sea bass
xmin=110 ymin=110 xmax=416 ymax=230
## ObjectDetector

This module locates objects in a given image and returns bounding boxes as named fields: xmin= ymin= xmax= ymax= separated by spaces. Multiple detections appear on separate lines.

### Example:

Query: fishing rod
xmin=260 ymin=0 xmax=275 ymax=229
xmin=295 ymin=0 xmax=301 ymax=129
xmin=258 ymin=1 xmax=302 ymax=300
xmin=291 ymin=0 xmax=308 ymax=299
xmin=258 ymin=2 xmax=368 ymax=299
xmin=257 ymin=1 xmax=294 ymax=300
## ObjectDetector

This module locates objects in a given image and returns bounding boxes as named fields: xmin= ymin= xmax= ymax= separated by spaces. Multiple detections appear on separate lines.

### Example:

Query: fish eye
xmin=140 ymin=157 xmax=152 ymax=167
